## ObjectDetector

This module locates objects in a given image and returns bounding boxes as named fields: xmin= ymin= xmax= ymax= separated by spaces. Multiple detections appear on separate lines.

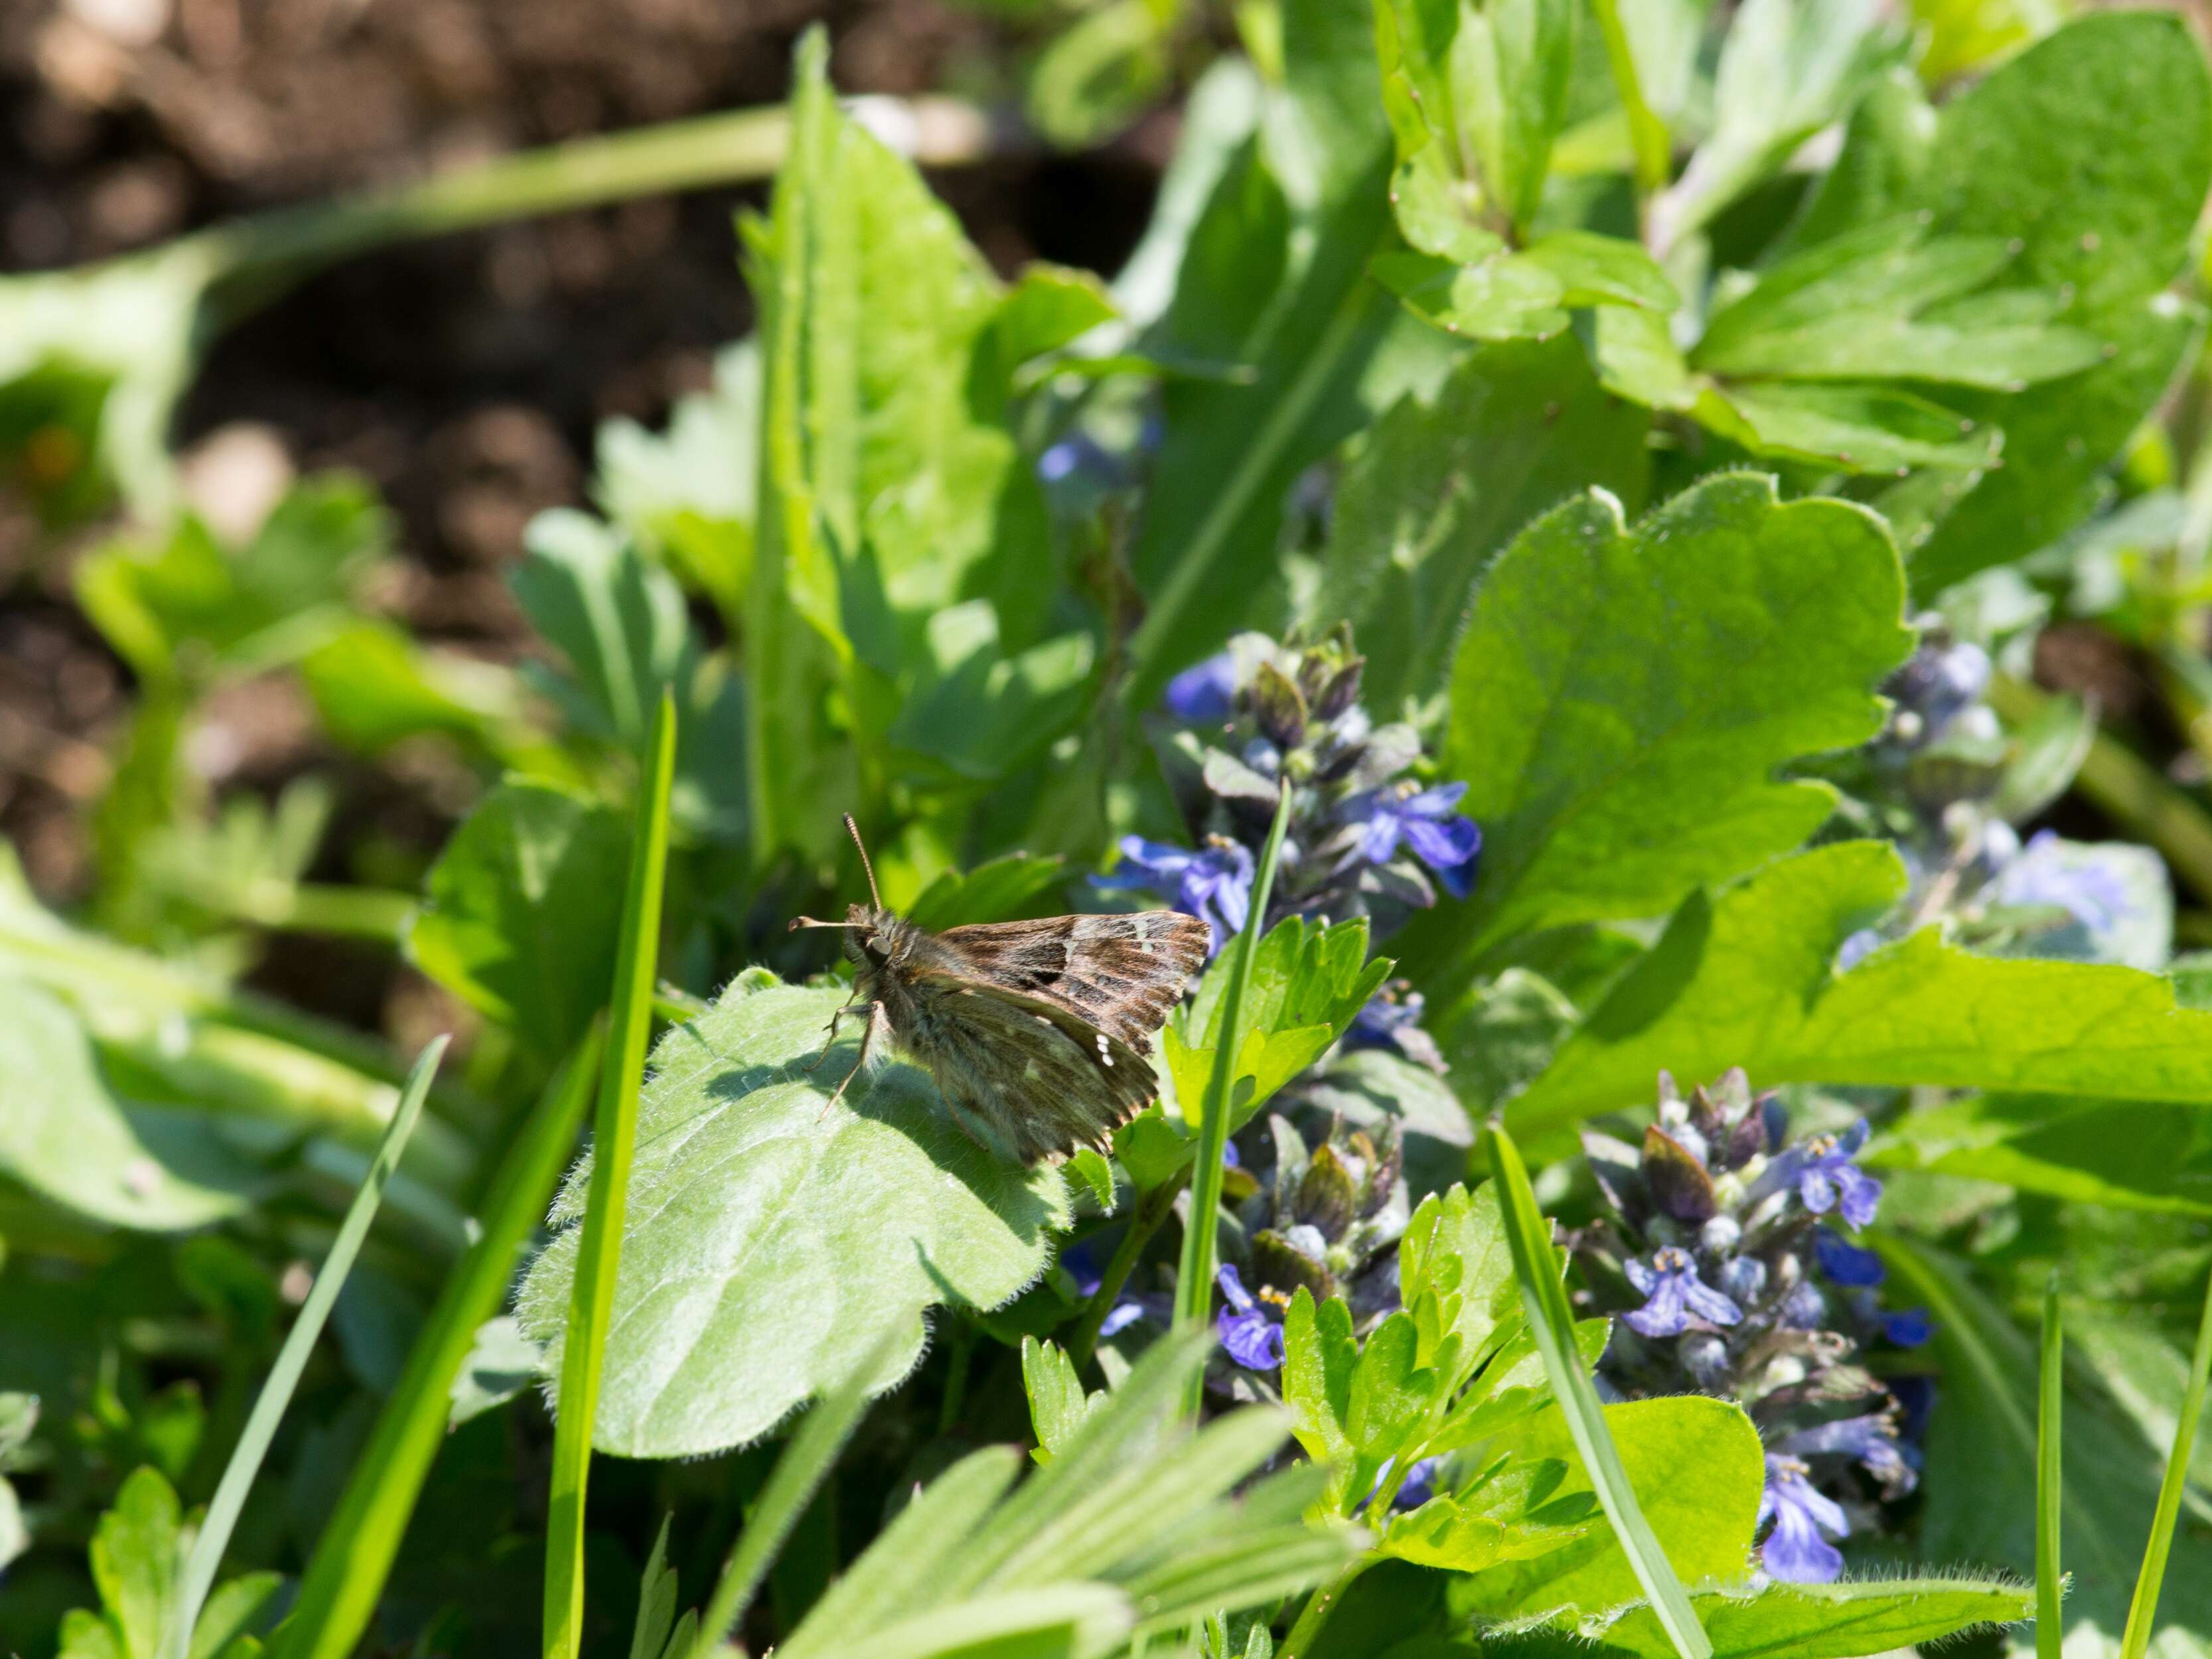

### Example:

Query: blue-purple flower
xmin=1098 ymin=835 xmax=1255 ymax=953
xmin=1995 ymin=829 xmax=2133 ymax=933
xmin=1217 ymin=1264 xmax=1285 ymax=1370
xmin=1775 ymin=1413 xmax=1916 ymax=1497
xmin=1623 ymin=1246 xmax=1743 ymax=1338
xmin=1813 ymin=1228 xmax=1886 ymax=1288
xmin=1339 ymin=780 xmax=1483 ymax=897
xmin=1164 ymin=652 xmax=1238 ymax=722
xmin=1881 ymin=1307 xmax=1933 ymax=1346
xmin=1061 ymin=1238 xmax=1149 ymax=1338
xmin=1783 ymin=1121 xmax=1882 ymax=1228
xmin=1758 ymin=1455 xmax=1848 ymax=1581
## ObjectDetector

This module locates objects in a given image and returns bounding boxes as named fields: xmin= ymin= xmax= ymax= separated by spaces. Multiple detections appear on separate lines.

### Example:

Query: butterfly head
xmin=788 ymin=816 xmax=909 ymax=966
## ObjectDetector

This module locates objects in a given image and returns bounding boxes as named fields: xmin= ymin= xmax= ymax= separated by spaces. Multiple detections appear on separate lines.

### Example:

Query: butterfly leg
xmin=819 ymin=1001 xmax=884 ymax=1119
xmin=801 ymin=987 xmax=865 ymax=1073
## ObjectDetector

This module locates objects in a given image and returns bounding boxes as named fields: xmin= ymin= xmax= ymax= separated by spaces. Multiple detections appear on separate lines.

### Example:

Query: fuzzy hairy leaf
xmin=514 ymin=975 xmax=1070 ymax=1457
xmin=1411 ymin=472 xmax=1910 ymax=981
xmin=1514 ymin=841 xmax=2212 ymax=1139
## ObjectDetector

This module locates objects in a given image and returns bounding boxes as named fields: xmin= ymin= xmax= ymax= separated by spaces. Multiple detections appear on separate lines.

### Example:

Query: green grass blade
xmin=1591 ymin=0 xmax=1670 ymax=198
xmin=684 ymin=1327 xmax=903 ymax=1658
xmin=273 ymin=1025 xmax=605 ymax=1659
xmin=2037 ymin=1270 xmax=2064 ymax=1659
xmin=1173 ymin=784 xmax=1293 ymax=1419
xmin=161 ymin=1035 xmax=448 ymax=1659
xmin=2119 ymin=1260 xmax=2212 ymax=1659
xmin=1483 ymin=1123 xmax=1712 ymax=1659
xmin=544 ymin=689 xmax=679 ymax=1659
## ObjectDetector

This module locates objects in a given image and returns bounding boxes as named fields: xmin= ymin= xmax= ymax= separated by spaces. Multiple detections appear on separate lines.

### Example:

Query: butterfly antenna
xmin=844 ymin=812 xmax=884 ymax=911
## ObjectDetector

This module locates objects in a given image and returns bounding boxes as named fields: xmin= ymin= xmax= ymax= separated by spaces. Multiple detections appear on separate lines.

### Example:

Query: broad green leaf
xmin=2069 ymin=1311 xmax=2212 ymax=1501
xmin=1488 ymin=1576 xmax=2036 ymax=1659
xmin=1439 ymin=968 xmax=1580 ymax=1117
xmin=1913 ymin=0 xmax=2055 ymax=84
xmin=1514 ymin=841 xmax=2212 ymax=1138
xmin=836 ymin=1583 xmax=1134 ymax=1659
xmin=512 ymin=509 xmax=692 ymax=753
xmin=1878 ymin=1235 xmax=2212 ymax=1656
xmin=0 ymin=978 xmax=256 ymax=1230
xmin=447 ymin=1315 xmax=546 ymax=1427
xmin=1411 ymin=472 xmax=1909 ymax=979
xmin=186 ymin=1575 xmax=279 ymax=1659
xmin=1448 ymin=1396 xmax=1762 ymax=1623
xmin=1400 ymin=1183 xmax=1518 ymax=1372
xmin=514 ymin=977 xmax=1070 ymax=1456
xmin=405 ymin=781 xmax=628 ymax=1064
xmin=903 ymin=853 xmax=1069 ymax=931
xmin=1801 ymin=12 xmax=2212 ymax=595
xmin=1283 ymin=1289 xmax=1361 ymax=1480
xmin=1313 ymin=334 xmax=1648 ymax=713
xmin=1124 ymin=0 xmax=1447 ymax=701
xmin=297 ymin=621 xmax=538 ymax=760
xmin=1870 ymin=1096 xmax=2212 ymax=1216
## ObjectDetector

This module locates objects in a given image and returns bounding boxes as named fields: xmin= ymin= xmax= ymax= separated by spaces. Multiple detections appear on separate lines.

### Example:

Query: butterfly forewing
xmin=929 ymin=912 xmax=1211 ymax=1047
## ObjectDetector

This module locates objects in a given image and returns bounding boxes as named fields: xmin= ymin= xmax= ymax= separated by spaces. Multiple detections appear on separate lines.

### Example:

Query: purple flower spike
xmin=1097 ymin=836 xmax=1256 ymax=954
xmin=1347 ymin=987 xmax=1426 ymax=1049
xmin=1217 ymin=1264 xmax=1285 ymax=1370
xmin=1791 ymin=1121 xmax=1883 ymax=1228
xmin=1814 ymin=1228 xmax=1886 ymax=1288
xmin=1164 ymin=652 xmax=1238 ymax=721
xmin=1623 ymin=1246 xmax=1743 ymax=1338
xmin=1759 ymin=1455 xmax=1849 ymax=1581
xmin=1777 ymin=1413 xmax=1917 ymax=1496
xmin=1339 ymin=780 xmax=1482 ymax=896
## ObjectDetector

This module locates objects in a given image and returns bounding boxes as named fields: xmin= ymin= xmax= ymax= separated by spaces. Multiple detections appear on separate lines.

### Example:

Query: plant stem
xmin=1276 ymin=1559 xmax=1374 ymax=1659
xmin=1591 ymin=0 xmax=1670 ymax=204
xmin=191 ymin=95 xmax=996 ymax=314
xmin=1988 ymin=672 xmax=2212 ymax=908
xmin=1172 ymin=784 xmax=1294 ymax=1419
xmin=1064 ymin=1169 xmax=1189 ymax=1374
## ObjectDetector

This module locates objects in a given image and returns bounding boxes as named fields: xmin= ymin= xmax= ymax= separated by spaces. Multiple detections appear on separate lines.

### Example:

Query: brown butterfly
xmin=790 ymin=816 xmax=1210 ymax=1164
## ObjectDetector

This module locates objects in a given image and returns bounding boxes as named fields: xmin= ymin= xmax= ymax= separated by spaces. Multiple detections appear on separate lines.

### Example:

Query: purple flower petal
xmin=1814 ymin=1229 xmax=1886 ymax=1288
xmin=1098 ymin=1302 xmax=1145 ymax=1338
xmin=1759 ymin=1457 xmax=1848 ymax=1583
xmin=1402 ymin=812 xmax=1482 ymax=873
xmin=1164 ymin=653 xmax=1238 ymax=721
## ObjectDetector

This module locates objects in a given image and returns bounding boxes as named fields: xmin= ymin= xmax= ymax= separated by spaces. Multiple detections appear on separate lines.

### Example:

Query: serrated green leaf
xmin=1021 ymin=1338 xmax=1098 ymax=1465
xmin=1695 ymin=219 xmax=2101 ymax=389
xmin=1380 ymin=1457 xmax=1595 ymax=1573
xmin=1514 ymin=841 xmax=2212 ymax=1139
xmin=1312 ymin=334 xmax=1649 ymax=713
xmin=92 ymin=1466 xmax=183 ymax=1659
xmin=515 ymin=979 xmax=1070 ymax=1456
xmin=1488 ymin=1576 xmax=2035 ymax=1659
xmin=405 ymin=781 xmax=628 ymax=1064
xmin=1708 ymin=380 xmax=2001 ymax=474
xmin=1800 ymin=11 xmax=2212 ymax=595
xmin=1411 ymin=472 xmax=1910 ymax=981
xmin=903 ymin=853 xmax=1070 ymax=932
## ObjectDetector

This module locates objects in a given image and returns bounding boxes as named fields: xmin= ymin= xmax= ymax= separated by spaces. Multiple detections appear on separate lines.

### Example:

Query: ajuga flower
xmin=1233 ymin=1114 xmax=1412 ymax=1332
xmin=1118 ymin=628 xmax=1480 ymax=942
xmin=1216 ymin=1264 xmax=1287 ymax=1370
xmin=1096 ymin=835 xmax=1254 ymax=954
xmin=1577 ymin=1070 xmax=1924 ymax=1582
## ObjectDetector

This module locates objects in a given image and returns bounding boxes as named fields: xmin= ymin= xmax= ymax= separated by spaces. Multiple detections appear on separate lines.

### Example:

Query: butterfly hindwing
xmin=906 ymin=973 xmax=1156 ymax=1163
xmin=929 ymin=911 xmax=1210 ymax=1048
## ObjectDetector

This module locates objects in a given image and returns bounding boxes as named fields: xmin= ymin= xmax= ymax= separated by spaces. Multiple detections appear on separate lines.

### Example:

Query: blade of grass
xmin=161 ymin=1035 xmax=449 ymax=1659
xmin=683 ymin=1326 xmax=905 ymax=1659
xmin=1172 ymin=783 xmax=1294 ymax=1419
xmin=544 ymin=689 xmax=679 ymax=1659
xmin=2037 ymin=1269 xmax=2064 ymax=1659
xmin=273 ymin=1023 xmax=605 ymax=1659
xmin=1483 ymin=1123 xmax=1712 ymax=1659
xmin=2118 ymin=1260 xmax=2212 ymax=1659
